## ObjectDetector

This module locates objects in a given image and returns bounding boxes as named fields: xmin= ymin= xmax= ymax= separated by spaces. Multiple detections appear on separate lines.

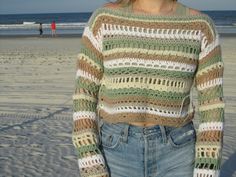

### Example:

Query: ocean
xmin=0 ymin=10 xmax=236 ymax=36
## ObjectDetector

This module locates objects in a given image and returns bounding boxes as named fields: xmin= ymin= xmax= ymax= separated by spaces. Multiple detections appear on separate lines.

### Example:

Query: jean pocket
xmin=99 ymin=120 xmax=122 ymax=150
xmin=168 ymin=121 xmax=196 ymax=148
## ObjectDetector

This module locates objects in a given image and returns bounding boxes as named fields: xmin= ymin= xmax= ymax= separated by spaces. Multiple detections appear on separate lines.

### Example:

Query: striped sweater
xmin=72 ymin=2 xmax=225 ymax=177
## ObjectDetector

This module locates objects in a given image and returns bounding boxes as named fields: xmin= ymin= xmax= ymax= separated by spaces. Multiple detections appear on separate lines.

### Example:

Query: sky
xmin=0 ymin=0 xmax=236 ymax=14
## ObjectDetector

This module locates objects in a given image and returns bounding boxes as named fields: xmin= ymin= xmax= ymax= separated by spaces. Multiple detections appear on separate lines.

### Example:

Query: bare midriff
xmin=128 ymin=121 xmax=158 ymax=127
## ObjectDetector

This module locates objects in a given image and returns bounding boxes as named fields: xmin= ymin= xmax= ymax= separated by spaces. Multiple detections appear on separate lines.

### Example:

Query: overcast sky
xmin=0 ymin=0 xmax=236 ymax=14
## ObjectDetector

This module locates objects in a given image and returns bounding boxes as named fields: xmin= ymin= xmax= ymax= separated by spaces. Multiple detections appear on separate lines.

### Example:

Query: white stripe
xmin=102 ymin=75 xmax=193 ymax=93
xmin=195 ymin=144 xmax=221 ymax=150
xmin=103 ymin=24 xmax=201 ymax=41
xmin=193 ymin=168 xmax=220 ymax=177
xmin=198 ymin=122 xmax=223 ymax=132
xmin=196 ymin=78 xmax=223 ymax=91
xmin=78 ymin=154 xmax=106 ymax=168
xmin=72 ymin=94 xmax=97 ymax=103
xmin=98 ymin=104 xmax=192 ymax=118
xmin=83 ymin=26 xmax=102 ymax=52
xmin=104 ymin=47 xmax=197 ymax=60
xmin=73 ymin=111 xmax=97 ymax=121
xmin=104 ymin=58 xmax=196 ymax=73
xmin=76 ymin=69 xmax=100 ymax=85
xmin=200 ymin=34 xmax=220 ymax=60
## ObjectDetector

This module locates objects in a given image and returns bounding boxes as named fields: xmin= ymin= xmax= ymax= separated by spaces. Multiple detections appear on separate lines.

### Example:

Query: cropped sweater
xmin=72 ymin=2 xmax=225 ymax=177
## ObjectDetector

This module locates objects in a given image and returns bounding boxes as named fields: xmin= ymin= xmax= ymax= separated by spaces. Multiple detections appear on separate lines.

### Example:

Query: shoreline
xmin=0 ymin=33 xmax=236 ymax=39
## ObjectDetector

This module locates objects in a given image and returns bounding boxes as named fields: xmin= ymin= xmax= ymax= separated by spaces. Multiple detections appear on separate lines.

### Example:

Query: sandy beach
xmin=0 ymin=35 xmax=235 ymax=176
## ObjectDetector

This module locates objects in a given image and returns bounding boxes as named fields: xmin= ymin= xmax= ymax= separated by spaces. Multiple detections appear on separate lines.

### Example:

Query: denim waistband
xmin=99 ymin=118 xmax=188 ymax=133
xmin=98 ymin=118 xmax=193 ymax=144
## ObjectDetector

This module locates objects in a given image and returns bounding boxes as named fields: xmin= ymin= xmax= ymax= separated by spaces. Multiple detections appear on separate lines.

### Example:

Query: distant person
xmin=39 ymin=23 xmax=43 ymax=37
xmin=51 ymin=21 xmax=56 ymax=37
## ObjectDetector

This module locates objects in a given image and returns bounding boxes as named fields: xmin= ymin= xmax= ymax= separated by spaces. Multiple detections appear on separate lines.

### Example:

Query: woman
xmin=72 ymin=0 xmax=225 ymax=177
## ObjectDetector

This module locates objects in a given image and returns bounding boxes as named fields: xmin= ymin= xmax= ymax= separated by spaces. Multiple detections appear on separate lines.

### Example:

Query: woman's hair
xmin=113 ymin=0 xmax=177 ymax=7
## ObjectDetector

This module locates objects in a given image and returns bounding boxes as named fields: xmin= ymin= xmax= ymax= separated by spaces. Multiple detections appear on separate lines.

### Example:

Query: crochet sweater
xmin=72 ymin=2 xmax=225 ymax=177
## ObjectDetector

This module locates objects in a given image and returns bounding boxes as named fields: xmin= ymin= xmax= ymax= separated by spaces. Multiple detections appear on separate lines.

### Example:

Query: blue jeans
xmin=98 ymin=119 xmax=196 ymax=177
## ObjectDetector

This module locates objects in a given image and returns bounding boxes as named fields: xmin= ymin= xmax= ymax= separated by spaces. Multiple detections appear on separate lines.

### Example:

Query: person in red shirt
xmin=51 ymin=21 xmax=56 ymax=37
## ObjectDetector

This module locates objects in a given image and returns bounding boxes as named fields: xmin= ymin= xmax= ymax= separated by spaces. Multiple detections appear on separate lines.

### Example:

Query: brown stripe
xmin=80 ymin=163 xmax=108 ymax=177
xmin=197 ymin=130 xmax=223 ymax=143
xmin=99 ymin=109 xmax=195 ymax=127
xmin=73 ymin=118 xmax=98 ymax=133
xmin=77 ymin=59 xmax=103 ymax=81
xmin=99 ymin=94 xmax=191 ymax=110
xmin=104 ymin=50 xmax=198 ymax=65
xmin=196 ymin=67 xmax=224 ymax=85
xmin=73 ymin=84 xmax=97 ymax=98
xmin=81 ymin=35 xmax=103 ymax=63
xmin=199 ymin=99 xmax=224 ymax=107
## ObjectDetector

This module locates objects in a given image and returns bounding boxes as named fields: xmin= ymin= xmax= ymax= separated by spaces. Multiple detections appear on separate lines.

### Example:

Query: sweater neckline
xmin=99 ymin=2 xmax=208 ymax=20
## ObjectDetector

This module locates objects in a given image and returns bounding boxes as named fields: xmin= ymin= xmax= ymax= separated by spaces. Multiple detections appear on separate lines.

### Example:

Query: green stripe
xmin=73 ymin=99 xmax=97 ymax=112
xmin=103 ymin=37 xmax=200 ymax=54
xmin=81 ymin=45 xmax=103 ymax=69
xmin=104 ymin=67 xmax=194 ymax=79
xmin=194 ymin=157 xmax=221 ymax=170
xmin=76 ymin=76 xmax=100 ymax=93
xmin=198 ymin=54 xmax=222 ymax=71
xmin=100 ymin=85 xmax=189 ymax=101
xmin=198 ymin=108 xmax=224 ymax=123
xmin=76 ymin=144 xmax=101 ymax=158
xmin=198 ymin=86 xmax=223 ymax=102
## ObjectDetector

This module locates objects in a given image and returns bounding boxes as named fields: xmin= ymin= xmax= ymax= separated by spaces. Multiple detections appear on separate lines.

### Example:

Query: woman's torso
xmin=130 ymin=2 xmax=187 ymax=127
xmin=95 ymin=2 xmax=210 ymax=127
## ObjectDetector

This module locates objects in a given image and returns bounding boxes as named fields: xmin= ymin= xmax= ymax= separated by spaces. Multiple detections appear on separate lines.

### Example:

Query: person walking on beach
xmin=51 ymin=21 xmax=56 ymax=37
xmin=72 ymin=0 xmax=225 ymax=177
xmin=39 ymin=23 xmax=43 ymax=37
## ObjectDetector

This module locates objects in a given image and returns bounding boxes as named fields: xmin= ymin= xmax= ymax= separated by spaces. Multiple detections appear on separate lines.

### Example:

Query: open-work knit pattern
xmin=72 ymin=5 xmax=225 ymax=177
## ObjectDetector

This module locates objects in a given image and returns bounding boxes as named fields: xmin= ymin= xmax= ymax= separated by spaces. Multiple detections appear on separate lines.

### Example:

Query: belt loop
xmin=121 ymin=123 xmax=129 ymax=143
xmin=98 ymin=118 xmax=104 ymax=145
xmin=159 ymin=125 xmax=167 ymax=144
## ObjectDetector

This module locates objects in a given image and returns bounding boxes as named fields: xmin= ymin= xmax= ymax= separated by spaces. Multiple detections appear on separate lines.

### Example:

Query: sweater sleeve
xmin=71 ymin=9 xmax=109 ymax=177
xmin=193 ymin=17 xmax=225 ymax=177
